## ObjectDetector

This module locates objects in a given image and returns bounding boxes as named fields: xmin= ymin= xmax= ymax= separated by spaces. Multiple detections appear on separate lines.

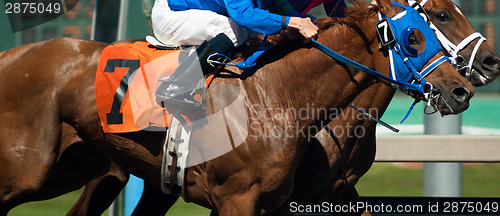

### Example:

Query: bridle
xmin=408 ymin=0 xmax=486 ymax=81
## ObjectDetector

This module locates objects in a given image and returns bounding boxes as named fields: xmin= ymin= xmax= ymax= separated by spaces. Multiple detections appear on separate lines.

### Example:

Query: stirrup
xmin=157 ymin=79 xmax=207 ymax=120
xmin=161 ymin=113 xmax=192 ymax=196
xmin=156 ymin=91 xmax=203 ymax=107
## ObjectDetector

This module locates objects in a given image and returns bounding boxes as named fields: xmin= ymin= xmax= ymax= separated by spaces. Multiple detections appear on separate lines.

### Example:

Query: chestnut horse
xmin=270 ymin=0 xmax=500 ymax=214
xmin=0 ymin=0 xmax=484 ymax=216
xmin=117 ymin=0 xmax=498 ymax=215
xmin=0 ymin=43 xmax=128 ymax=215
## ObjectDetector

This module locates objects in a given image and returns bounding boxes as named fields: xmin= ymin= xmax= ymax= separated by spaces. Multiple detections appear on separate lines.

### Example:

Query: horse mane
xmin=316 ymin=0 xmax=379 ymax=34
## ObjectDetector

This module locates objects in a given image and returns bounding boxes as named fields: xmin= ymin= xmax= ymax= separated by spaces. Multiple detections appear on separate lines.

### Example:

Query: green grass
xmin=356 ymin=163 xmax=500 ymax=197
xmin=8 ymin=163 xmax=500 ymax=215
xmin=356 ymin=163 xmax=424 ymax=196
xmin=166 ymin=200 xmax=211 ymax=216
xmin=8 ymin=191 xmax=83 ymax=216
xmin=8 ymin=190 xmax=210 ymax=216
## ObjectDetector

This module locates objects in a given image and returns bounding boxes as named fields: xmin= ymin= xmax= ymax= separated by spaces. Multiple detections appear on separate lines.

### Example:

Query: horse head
xmin=395 ymin=0 xmax=500 ymax=86
xmin=373 ymin=0 xmax=474 ymax=115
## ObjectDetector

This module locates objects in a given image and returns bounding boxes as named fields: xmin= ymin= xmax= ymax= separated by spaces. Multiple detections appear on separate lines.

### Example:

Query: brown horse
xmin=0 ymin=1 xmax=495 ymax=216
xmin=0 ymin=0 xmax=476 ymax=216
xmin=111 ymin=1 xmax=500 ymax=215
xmin=419 ymin=0 xmax=500 ymax=86
xmin=124 ymin=0 xmax=498 ymax=215
xmin=0 ymin=42 xmax=130 ymax=215
xmin=269 ymin=0 xmax=500 ymax=214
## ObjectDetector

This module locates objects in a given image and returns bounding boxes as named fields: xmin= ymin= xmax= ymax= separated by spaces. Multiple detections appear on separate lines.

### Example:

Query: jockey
xmin=152 ymin=0 xmax=327 ymax=106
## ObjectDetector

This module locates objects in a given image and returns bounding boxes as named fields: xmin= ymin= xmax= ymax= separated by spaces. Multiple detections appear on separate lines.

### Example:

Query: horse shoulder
xmin=44 ymin=37 xmax=108 ymax=58
xmin=0 ymin=42 xmax=45 ymax=66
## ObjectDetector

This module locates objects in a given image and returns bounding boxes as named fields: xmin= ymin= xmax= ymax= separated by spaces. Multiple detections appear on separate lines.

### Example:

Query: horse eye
xmin=436 ymin=11 xmax=449 ymax=22
xmin=408 ymin=32 xmax=418 ymax=45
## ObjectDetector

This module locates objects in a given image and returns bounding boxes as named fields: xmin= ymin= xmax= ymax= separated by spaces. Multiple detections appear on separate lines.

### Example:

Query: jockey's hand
xmin=287 ymin=17 xmax=318 ymax=40
xmin=265 ymin=30 xmax=301 ymax=45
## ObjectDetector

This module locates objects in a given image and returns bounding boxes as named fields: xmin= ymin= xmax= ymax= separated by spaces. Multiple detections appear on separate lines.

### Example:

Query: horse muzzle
xmin=468 ymin=49 xmax=500 ymax=87
xmin=431 ymin=85 xmax=473 ymax=115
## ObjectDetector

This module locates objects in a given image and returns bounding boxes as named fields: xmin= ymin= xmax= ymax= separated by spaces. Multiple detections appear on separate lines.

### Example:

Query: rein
xmin=210 ymin=37 xmax=443 ymax=129
xmin=211 ymin=39 xmax=445 ymax=94
xmin=311 ymin=39 xmax=447 ymax=94
xmin=311 ymin=39 xmax=444 ymax=124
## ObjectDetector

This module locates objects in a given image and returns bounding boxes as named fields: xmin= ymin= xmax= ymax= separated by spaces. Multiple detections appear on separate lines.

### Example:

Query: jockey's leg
xmin=152 ymin=2 xmax=249 ymax=106
xmin=151 ymin=1 xmax=249 ymax=47
xmin=155 ymin=33 xmax=234 ymax=106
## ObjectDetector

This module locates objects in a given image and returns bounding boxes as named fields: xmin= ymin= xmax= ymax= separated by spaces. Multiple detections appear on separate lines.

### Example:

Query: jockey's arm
xmin=223 ymin=0 xmax=318 ymax=39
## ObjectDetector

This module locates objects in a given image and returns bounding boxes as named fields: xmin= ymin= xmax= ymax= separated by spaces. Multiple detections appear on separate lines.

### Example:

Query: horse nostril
xmin=452 ymin=87 xmax=470 ymax=103
xmin=482 ymin=56 xmax=500 ymax=69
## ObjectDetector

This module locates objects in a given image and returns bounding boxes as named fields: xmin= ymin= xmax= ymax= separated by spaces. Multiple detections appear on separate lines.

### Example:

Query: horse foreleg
xmin=66 ymin=161 xmax=129 ymax=216
xmin=332 ymin=187 xmax=372 ymax=216
xmin=130 ymin=183 xmax=178 ymax=216
xmin=325 ymin=130 xmax=377 ymax=216
xmin=209 ymin=179 xmax=272 ymax=216
xmin=0 ymin=113 xmax=62 ymax=215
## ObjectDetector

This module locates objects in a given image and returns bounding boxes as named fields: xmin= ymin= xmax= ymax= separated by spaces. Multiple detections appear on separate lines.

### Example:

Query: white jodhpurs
xmin=151 ymin=0 xmax=253 ymax=47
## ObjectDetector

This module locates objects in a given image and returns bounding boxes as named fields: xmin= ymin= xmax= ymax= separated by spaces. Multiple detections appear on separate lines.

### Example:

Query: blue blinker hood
xmin=379 ymin=1 xmax=444 ymax=91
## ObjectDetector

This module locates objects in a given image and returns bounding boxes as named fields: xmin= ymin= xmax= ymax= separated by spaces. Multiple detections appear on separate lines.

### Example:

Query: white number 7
xmin=377 ymin=21 xmax=390 ymax=42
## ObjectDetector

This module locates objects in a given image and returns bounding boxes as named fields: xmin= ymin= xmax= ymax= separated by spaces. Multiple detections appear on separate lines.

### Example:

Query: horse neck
xmin=243 ymin=15 xmax=386 ymax=139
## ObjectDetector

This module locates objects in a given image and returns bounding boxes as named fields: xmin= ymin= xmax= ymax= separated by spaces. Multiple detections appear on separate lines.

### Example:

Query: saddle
xmin=95 ymin=39 xmax=248 ymax=197
xmin=95 ymin=40 xmax=216 ymax=133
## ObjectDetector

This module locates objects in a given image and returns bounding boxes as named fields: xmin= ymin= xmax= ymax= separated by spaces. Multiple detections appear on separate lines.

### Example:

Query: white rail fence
xmin=362 ymin=135 xmax=500 ymax=215
xmin=375 ymin=135 xmax=500 ymax=162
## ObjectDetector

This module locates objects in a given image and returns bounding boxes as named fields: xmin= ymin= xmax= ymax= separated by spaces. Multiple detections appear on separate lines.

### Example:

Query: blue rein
xmin=209 ymin=39 xmax=448 ymax=124
xmin=212 ymin=39 xmax=447 ymax=95
xmin=311 ymin=39 xmax=449 ymax=123
xmin=311 ymin=39 xmax=446 ymax=94
xmin=210 ymin=26 xmax=448 ymax=125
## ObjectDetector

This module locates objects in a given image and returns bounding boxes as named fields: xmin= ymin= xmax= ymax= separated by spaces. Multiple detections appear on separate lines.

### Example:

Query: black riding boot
xmin=155 ymin=33 xmax=234 ymax=107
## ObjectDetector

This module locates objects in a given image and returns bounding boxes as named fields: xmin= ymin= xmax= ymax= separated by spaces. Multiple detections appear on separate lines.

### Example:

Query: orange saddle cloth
xmin=95 ymin=41 xmax=212 ymax=133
